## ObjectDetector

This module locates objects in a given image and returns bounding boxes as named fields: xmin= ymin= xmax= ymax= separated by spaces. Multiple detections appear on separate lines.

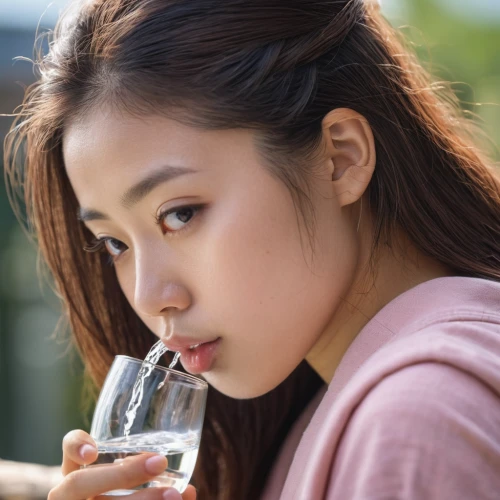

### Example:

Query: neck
xmin=306 ymin=225 xmax=454 ymax=384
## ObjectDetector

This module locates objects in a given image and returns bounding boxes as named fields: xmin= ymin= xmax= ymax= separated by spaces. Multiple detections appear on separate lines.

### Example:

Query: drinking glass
xmin=87 ymin=355 xmax=208 ymax=495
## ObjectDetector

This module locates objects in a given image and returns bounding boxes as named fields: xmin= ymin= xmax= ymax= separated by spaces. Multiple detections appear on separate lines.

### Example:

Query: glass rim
xmin=114 ymin=355 xmax=208 ymax=388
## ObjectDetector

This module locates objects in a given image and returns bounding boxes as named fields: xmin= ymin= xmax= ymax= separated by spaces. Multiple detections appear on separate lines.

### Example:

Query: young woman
xmin=4 ymin=0 xmax=500 ymax=499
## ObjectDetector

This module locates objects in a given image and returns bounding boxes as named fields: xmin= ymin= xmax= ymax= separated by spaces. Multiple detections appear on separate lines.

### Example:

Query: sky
xmin=1 ymin=0 xmax=500 ymax=30
xmin=0 ymin=0 xmax=70 ymax=29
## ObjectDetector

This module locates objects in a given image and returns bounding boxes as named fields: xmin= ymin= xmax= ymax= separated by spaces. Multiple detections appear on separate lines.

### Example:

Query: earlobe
xmin=322 ymin=108 xmax=376 ymax=207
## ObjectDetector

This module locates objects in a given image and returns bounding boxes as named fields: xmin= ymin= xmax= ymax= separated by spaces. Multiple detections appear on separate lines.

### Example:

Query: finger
xmin=181 ymin=484 xmax=197 ymax=500
xmin=48 ymin=453 xmax=167 ymax=500
xmin=61 ymin=429 xmax=98 ymax=475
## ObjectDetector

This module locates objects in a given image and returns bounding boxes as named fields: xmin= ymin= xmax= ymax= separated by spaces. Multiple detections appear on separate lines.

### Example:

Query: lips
xmin=179 ymin=337 xmax=221 ymax=374
xmin=161 ymin=336 xmax=221 ymax=374
xmin=161 ymin=336 xmax=219 ymax=353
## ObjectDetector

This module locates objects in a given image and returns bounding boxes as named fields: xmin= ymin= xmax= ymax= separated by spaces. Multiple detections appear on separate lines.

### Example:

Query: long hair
xmin=4 ymin=0 xmax=500 ymax=497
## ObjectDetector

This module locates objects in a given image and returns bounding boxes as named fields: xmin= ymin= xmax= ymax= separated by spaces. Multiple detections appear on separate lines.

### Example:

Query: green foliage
xmin=387 ymin=0 xmax=500 ymax=158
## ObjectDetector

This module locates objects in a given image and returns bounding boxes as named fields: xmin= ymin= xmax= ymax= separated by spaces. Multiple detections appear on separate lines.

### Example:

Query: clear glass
xmin=86 ymin=355 xmax=208 ymax=496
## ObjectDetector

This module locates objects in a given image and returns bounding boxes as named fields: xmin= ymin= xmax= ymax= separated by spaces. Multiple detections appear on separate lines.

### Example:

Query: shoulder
xmin=350 ymin=361 xmax=498 ymax=427
xmin=328 ymin=362 xmax=500 ymax=499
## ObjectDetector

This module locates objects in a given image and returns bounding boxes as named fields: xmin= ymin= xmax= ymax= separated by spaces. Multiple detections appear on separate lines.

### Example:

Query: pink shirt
xmin=261 ymin=276 xmax=500 ymax=499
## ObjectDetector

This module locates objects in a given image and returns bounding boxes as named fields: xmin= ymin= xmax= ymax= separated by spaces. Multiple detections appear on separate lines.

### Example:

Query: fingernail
xmin=145 ymin=455 xmax=167 ymax=475
xmin=163 ymin=489 xmax=182 ymax=500
xmin=79 ymin=444 xmax=96 ymax=461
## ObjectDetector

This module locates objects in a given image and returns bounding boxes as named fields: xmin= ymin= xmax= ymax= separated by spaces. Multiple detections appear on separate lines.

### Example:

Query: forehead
xmin=63 ymin=109 xmax=207 ymax=172
xmin=61 ymin=108 xmax=261 ymax=207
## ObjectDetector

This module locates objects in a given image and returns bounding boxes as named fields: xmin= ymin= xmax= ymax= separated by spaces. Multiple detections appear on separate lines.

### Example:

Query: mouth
xmin=178 ymin=337 xmax=221 ymax=375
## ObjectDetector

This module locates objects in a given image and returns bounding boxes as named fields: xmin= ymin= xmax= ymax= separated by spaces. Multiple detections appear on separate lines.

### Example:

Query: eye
xmin=104 ymin=238 xmax=128 ymax=256
xmin=82 ymin=204 xmax=204 ymax=264
xmin=155 ymin=204 xmax=203 ymax=234
xmin=83 ymin=237 xmax=128 ymax=263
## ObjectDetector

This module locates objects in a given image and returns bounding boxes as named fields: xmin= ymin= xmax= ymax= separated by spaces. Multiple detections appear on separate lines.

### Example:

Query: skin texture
xmin=57 ymin=107 xmax=453 ymax=498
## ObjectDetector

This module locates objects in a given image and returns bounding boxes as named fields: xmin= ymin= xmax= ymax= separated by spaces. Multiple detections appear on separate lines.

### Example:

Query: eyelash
xmin=83 ymin=204 xmax=204 ymax=264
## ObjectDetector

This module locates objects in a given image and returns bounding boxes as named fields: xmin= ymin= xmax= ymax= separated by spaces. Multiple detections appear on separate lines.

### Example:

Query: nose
xmin=132 ymin=250 xmax=192 ymax=317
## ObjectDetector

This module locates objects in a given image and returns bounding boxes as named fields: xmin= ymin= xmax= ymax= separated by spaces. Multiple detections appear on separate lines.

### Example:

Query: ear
xmin=321 ymin=108 xmax=376 ymax=207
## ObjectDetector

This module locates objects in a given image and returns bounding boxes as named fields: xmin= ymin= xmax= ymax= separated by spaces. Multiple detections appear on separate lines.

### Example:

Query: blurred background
xmin=0 ymin=0 xmax=499 ymax=495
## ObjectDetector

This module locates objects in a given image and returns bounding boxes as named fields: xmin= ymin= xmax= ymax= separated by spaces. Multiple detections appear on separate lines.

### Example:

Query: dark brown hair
xmin=4 ymin=0 xmax=500 ymax=498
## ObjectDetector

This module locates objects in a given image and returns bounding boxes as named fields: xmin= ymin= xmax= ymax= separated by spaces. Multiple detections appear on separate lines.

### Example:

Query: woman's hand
xmin=48 ymin=429 xmax=197 ymax=500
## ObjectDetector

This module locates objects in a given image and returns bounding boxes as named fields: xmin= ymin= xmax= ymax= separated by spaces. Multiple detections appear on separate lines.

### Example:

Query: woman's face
xmin=63 ymin=108 xmax=359 ymax=398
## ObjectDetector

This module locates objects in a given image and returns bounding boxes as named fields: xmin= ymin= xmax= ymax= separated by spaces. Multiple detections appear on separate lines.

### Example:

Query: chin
xmin=203 ymin=371 xmax=286 ymax=400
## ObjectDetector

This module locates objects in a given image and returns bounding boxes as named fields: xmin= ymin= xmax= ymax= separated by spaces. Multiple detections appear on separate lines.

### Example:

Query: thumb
xmin=181 ymin=484 xmax=197 ymax=500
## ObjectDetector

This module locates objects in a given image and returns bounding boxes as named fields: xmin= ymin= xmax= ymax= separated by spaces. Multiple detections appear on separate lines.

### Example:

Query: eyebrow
xmin=77 ymin=165 xmax=198 ymax=222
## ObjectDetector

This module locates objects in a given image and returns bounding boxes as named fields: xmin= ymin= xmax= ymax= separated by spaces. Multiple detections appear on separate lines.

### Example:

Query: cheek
xmin=204 ymin=192 xmax=353 ymax=328
xmin=203 ymin=209 xmax=339 ymax=337
xmin=198 ymin=199 xmax=358 ymax=397
xmin=201 ymin=199 xmax=303 ymax=314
